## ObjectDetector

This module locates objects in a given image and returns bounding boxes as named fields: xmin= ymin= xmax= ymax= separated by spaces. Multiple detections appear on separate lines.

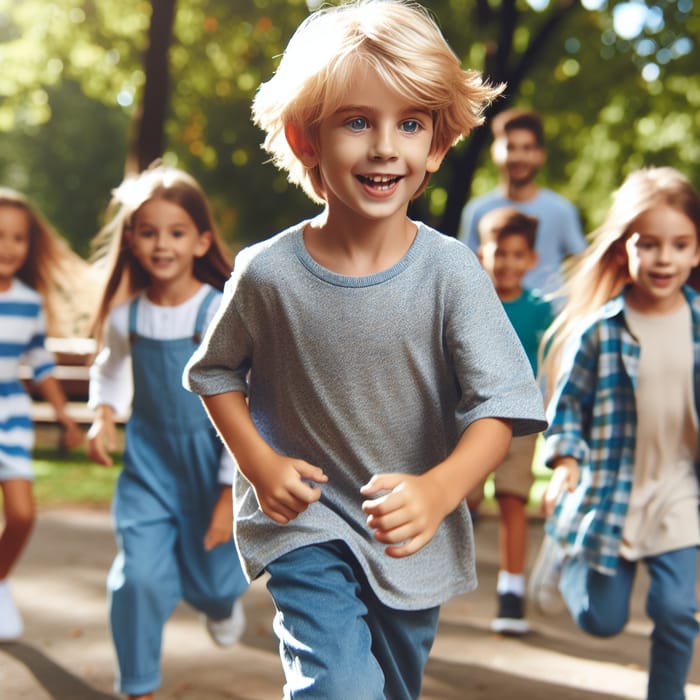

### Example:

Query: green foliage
xmin=0 ymin=0 xmax=698 ymax=254
xmin=0 ymin=80 xmax=129 ymax=256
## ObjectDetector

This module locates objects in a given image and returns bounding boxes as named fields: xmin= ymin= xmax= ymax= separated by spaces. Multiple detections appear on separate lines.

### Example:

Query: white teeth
xmin=365 ymin=175 xmax=396 ymax=183
xmin=358 ymin=174 xmax=400 ymax=191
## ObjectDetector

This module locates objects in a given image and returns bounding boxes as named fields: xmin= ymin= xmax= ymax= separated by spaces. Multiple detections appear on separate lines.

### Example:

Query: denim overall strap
xmin=128 ymin=296 xmax=140 ymax=342
xmin=193 ymin=287 xmax=218 ymax=344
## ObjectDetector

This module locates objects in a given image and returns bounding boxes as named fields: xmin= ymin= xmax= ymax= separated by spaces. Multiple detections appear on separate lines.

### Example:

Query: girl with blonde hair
xmin=538 ymin=167 xmax=700 ymax=700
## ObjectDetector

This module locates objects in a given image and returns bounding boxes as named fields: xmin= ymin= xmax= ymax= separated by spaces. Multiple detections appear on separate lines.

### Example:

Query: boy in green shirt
xmin=469 ymin=206 xmax=553 ymax=635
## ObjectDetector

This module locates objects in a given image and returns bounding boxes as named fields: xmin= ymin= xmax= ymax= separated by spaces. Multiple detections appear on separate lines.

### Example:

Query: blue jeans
xmin=560 ymin=546 xmax=699 ymax=700
xmin=266 ymin=540 xmax=440 ymax=700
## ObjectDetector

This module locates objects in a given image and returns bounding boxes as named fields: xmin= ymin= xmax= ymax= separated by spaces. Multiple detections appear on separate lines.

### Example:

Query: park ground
xmin=2 ymin=507 xmax=700 ymax=700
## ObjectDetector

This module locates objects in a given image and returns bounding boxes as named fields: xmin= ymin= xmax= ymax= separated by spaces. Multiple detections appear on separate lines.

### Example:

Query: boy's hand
xmin=249 ymin=454 xmax=327 ymax=524
xmin=204 ymin=487 xmax=233 ymax=551
xmin=361 ymin=473 xmax=448 ymax=558
xmin=541 ymin=458 xmax=579 ymax=516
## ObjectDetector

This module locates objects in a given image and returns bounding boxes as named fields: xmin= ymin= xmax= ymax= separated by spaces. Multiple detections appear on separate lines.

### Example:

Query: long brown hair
xmin=90 ymin=164 xmax=232 ymax=344
xmin=0 ymin=187 xmax=76 ymax=333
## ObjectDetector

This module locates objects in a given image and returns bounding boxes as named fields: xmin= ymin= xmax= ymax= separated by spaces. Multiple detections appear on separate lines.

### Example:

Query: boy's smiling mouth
xmin=356 ymin=174 xmax=403 ymax=190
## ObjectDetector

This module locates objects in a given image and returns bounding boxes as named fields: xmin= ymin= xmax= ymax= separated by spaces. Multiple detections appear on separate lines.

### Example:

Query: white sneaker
xmin=205 ymin=599 xmax=245 ymax=648
xmin=0 ymin=580 xmax=23 ymax=641
xmin=527 ymin=535 xmax=566 ymax=616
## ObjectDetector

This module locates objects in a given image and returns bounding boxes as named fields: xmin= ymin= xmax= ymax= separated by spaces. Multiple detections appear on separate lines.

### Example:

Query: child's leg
xmin=645 ymin=547 xmax=699 ymax=700
xmin=362 ymin=582 xmax=440 ymax=700
xmin=490 ymin=435 xmax=536 ymax=634
xmin=266 ymin=540 xmax=439 ymax=700
xmin=178 ymin=512 xmax=249 ymax=647
xmin=0 ymin=479 xmax=35 ymax=579
xmin=527 ymin=533 xmax=567 ymax=615
xmin=493 ymin=434 xmax=536 ymax=578
xmin=178 ymin=513 xmax=248 ymax=619
xmin=491 ymin=494 xmax=529 ymax=634
xmin=559 ymin=554 xmax=634 ymax=637
xmin=496 ymin=495 xmax=528 ymax=575
xmin=108 ymin=519 xmax=181 ymax=697
xmin=0 ymin=479 xmax=33 ymax=639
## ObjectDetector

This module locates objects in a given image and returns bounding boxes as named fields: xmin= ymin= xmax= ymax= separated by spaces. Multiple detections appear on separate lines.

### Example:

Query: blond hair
xmin=90 ymin=163 xmax=231 ymax=343
xmin=0 ymin=187 xmax=77 ymax=333
xmin=541 ymin=166 xmax=700 ymax=392
xmin=252 ymin=0 xmax=502 ymax=203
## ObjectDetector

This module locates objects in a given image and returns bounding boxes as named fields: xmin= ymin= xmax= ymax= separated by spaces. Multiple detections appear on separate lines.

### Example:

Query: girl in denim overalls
xmin=87 ymin=164 xmax=247 ymax=700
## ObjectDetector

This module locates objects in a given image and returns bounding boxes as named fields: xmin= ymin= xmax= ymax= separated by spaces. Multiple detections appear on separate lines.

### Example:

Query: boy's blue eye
xmin=346 ymin=117 xmax=368 ymax=131
xmin=400 ymin=120 xmax=421 ymax=133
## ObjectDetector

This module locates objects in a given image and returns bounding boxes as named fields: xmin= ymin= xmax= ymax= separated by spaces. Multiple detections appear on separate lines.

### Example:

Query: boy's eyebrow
xmin=333 ymin=103 xmax=433 ymax=117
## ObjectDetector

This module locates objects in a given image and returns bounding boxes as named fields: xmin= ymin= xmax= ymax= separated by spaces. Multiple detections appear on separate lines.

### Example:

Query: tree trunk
xmin=437 ymin=0 xmax=578 ymax=237
xmin=125 ymin=0 xmax=177 ymax=174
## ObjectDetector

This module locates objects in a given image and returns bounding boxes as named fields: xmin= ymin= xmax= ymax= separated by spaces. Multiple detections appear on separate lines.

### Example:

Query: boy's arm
xmin=201 ymin=391 xmax=328 ymax=524
xmin=361 ymin=416 xmax=512 ymax=558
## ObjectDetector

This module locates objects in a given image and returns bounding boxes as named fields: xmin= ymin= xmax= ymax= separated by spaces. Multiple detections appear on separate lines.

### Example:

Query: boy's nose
xmin=369 ymin=127 xmax=398 ymax=160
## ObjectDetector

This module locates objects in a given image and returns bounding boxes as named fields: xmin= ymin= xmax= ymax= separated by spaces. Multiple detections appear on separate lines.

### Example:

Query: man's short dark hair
xmin=490 ymin=108 xmax=544 ymax=147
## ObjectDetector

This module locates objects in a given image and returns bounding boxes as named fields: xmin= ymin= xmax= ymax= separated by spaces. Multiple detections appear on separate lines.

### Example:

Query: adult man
xmin=459 ymin=109 xmax=586 ymax=296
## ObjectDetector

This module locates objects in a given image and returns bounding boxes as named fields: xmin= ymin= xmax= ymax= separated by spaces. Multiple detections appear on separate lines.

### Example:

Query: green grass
xmin=32 ymin=448 xmax=120 ymax=508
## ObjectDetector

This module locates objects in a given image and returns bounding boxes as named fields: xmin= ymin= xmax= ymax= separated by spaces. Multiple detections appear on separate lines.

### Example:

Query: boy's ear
xmin=285 ymin=122 xmax=318 ymax=167
xmin=426 ymin=146 xmax=448 ymax=174
xmin=194 ymin=230 xmax=213 ymax=258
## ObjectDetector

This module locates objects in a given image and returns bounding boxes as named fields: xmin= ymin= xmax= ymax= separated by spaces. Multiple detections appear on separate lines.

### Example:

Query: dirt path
xmin=1 ymin=508 xmax=699 ymax=699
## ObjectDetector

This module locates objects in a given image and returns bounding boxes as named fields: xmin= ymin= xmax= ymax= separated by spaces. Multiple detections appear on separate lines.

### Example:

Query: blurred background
xmin=0 ymin=0 xmax=697 ymax=317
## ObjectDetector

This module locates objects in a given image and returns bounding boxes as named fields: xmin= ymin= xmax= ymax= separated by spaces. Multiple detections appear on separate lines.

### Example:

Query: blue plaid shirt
xmin=544 ymin=286 xmax=700 ymax=575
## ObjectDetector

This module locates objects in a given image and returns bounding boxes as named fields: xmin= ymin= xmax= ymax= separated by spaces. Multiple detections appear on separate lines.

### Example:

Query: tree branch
xmin=438 ymin=0 xmax=580 ymax=236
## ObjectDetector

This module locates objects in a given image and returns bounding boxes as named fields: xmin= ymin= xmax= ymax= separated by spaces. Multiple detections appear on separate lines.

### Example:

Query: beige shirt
xmin=620 ymin=302 xmax=700 ymax=560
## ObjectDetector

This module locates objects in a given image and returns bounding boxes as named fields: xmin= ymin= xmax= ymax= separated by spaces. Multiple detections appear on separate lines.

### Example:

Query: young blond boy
xmin=185 ymin=2 xmax=546 ymax=697
xmin=469 ymin=206 xmax=553 ymax=635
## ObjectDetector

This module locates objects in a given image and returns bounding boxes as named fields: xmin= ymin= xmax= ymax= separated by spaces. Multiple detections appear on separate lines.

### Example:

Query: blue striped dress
xmin=0 ymin=278 xmax=55 ymax=479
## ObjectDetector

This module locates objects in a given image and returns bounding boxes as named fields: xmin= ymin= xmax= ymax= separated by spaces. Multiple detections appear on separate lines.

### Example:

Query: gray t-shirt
xmin=184 ymin=221 xmax=546 ymax=609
